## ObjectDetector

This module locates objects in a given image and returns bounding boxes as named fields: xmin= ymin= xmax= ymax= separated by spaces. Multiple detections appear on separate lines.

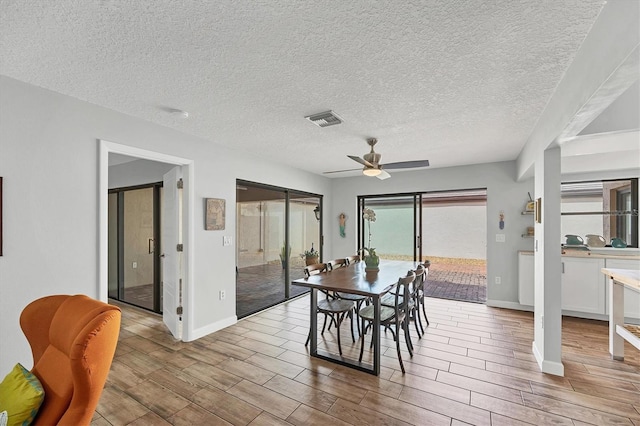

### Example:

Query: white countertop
xmin=601 ymin=268 xmax=640 ymax=292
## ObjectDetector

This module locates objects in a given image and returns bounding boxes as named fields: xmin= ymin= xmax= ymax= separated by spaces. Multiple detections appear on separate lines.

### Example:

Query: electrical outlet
xmin=495 ymin=234 xmax=506 ymax=243
xmin=219 ymin=290 xmax=226 ymax=300
xmin=132 ymin=262 xmax=137 ymax=269
xmin=223 ymin=236 xmax=232 ymax=246
xmin=495 ymin=276 xmax=501 ymax=285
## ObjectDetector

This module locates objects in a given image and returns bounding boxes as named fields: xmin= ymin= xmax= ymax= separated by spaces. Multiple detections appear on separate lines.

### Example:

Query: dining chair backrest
xmin=414 ymin=264 xmax=426 ymax=288
xmin=345 ymin=255 xmax=360 ymax=265
xmin=393 ymin=271 xmax=416 ymax=312
xmin=304 ymin=263 xmax=327 ymax=278
xmin=327 ymin=258 xmax=348 ymax=270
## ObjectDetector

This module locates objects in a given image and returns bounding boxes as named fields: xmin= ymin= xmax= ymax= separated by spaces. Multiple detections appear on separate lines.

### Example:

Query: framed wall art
xmin=205 ymin=198 xmax=225 ymax=230
xmin=535 ymin=197 xmax=542 ymax=224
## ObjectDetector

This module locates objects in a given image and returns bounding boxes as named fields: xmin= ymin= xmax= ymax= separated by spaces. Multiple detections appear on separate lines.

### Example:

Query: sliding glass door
xmin=359 ymin=195 xmax=419 ymax=261
xmin=359 ymin=189 xmax=487 ymax=303
xmin=236 ymin=180 xmax=321 ymax=318
xmin=108 ymin=183 xmax=163 ymax=312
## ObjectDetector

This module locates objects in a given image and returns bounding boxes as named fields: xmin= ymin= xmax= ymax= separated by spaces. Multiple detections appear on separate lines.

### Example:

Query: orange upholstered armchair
xmin=20 ymin=295 xmax=121 ymax=425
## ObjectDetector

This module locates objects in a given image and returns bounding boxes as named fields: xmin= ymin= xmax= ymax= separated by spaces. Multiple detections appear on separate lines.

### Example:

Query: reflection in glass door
xmin=108 ymin=184 xmax=162 ymax=312
xmin=236 ymin=180 xmax=321 ymax=318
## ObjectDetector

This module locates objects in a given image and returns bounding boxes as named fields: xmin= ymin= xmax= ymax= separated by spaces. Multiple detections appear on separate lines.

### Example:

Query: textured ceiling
xmin=0 ymin=1 xmax=610 ymax=176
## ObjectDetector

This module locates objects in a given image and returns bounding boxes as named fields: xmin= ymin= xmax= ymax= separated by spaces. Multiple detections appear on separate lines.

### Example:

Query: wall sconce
xmin=313 ymin=205 xmax=321 ymax=221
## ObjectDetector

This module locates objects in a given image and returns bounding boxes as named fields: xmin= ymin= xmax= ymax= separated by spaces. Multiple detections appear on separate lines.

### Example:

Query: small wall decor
xmin=339 ymin=212 xmax=346 ymax=238
xmin=499 ymin=211 xmax=504 ymax=230
xmin=535 ymin=197 xmax=542 ymax=223
xmin=205 ymin=198 xmax=225 ymax=230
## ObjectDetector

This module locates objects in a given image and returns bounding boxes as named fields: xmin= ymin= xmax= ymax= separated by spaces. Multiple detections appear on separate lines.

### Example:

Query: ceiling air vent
xmin=305 ymin=110 xmax=343 ymax=127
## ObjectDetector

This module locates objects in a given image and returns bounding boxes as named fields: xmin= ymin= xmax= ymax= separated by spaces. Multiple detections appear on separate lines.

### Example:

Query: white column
xmin=532 ymin=146 xmax=564 ymax=376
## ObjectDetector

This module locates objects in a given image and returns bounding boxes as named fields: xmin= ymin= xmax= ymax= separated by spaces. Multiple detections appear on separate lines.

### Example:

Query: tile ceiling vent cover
xmin=305 ymin=110 xmax=343 ymax=127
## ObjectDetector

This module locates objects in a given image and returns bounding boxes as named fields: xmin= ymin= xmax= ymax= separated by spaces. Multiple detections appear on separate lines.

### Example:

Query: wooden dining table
xmin=292 ymin=259 xmax=420 ymax=375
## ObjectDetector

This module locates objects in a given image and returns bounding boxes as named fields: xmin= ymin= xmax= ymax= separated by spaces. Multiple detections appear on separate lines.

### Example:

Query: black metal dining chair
xmin=329 ymin=258 xmax=368 ymax=336
xmin=357 ymin=271 xmax=416 ymax=373
xmin=304 ymin=263 xmax=356 ymax=355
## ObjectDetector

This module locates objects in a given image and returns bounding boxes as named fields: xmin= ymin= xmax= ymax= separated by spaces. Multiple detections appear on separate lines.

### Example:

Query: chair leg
xmin=335 ymin=314 xmax=343 ymax=356
xmin=355 ymin=300 xmax=362 ymax=335
xmin=359 ymin=318 xmax=367 ymax=362
xmin=321 ymin=314 xmax=328 ymax=334
xmin=412 ymin=306 xmax=422 ymax=339
xmin=403 ymin=318 xmax=413 ymax=356
xmin=421 ymin=294 xmax=430 ymax=326
xmin=416 ymin=300 xmax=425 ymax=335
xmin=395 ymin=321 xmax=405 ymax=374
xmin=349 ymin=310 xmax=356 ymax=343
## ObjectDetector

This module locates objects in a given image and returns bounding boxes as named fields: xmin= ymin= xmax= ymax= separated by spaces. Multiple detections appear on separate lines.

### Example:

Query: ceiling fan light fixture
xmin=305 ymin=110 xmax=343 ymax=127
xmin=362 ymin=168 xmax=381 ymax=177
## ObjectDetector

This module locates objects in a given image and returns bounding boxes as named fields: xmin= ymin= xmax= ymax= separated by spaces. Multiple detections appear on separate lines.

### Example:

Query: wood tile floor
xmin=94 ymin=296 xmax=640 ymax=425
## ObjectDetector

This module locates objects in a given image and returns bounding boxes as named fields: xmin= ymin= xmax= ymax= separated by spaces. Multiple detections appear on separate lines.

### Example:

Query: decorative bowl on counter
xmin=611 ymin=238 xmax=627 ymax=248
xmin=585 ymin=234 xmax=606 ymax=247
xmin=565 ymin=234 xmax=584 ymax=246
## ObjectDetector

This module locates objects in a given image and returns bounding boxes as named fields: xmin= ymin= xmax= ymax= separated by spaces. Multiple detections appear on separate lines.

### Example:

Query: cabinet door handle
xmin=562 ymin=262 xmax=564 ymax=274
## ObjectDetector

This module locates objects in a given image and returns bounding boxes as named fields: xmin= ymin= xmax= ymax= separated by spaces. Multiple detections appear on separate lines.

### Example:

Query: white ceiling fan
xmin=324 ymin=138 xmax=430 ymax=180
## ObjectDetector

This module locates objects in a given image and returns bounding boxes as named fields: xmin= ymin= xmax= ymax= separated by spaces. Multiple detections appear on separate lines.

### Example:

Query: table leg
xmin=310 ymin=288 xmax=318 ymax=356
xmin=373 ymin=295 xmax=380 ymax=375
xmin=608 ymin=277 xmax=624 ymax=360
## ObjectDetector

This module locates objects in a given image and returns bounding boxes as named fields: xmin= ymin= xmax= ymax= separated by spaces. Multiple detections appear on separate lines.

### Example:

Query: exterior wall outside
xmin=236 ymin=201 xmax=318 ymax=269
xmin=369 ymin=203 xmax=487 ymax=260
xmin=422 ymin=204 xmax=486 ymax=259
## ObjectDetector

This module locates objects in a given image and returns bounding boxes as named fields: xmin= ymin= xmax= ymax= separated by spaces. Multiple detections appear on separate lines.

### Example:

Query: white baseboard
xmin=532 ymin=341 xmax=565 ymax=376
xmin=541 ymin=359 xmax=565 ymax=376
xmin=186 ymin=315 xmax=237 ymax=341
xmin=486 ymin=300 xmax=533 ymax=312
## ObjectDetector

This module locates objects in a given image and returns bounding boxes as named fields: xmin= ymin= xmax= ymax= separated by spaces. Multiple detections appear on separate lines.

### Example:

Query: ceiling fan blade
xmin=376 ymin=169 xmax=391 ymax=180
xmin=382 ymin=160 xmax=430 ymax=170
xmin=323 ymin=168 xmax=361 ymax=174
xmin=348 ymin=155 xmax=374 ymax=168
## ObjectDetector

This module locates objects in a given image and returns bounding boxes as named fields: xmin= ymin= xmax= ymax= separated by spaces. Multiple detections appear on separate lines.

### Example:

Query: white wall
xmin=329 ymin=161 xmax=535 ymax=305
xmin=109 ymin=158 xmax=175 ymax=189
xmin=0 ymin=76 xmax=332 ymax=374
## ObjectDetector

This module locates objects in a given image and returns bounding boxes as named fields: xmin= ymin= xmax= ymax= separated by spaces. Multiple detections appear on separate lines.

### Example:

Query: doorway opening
xmin=236 ymin=180 xmax=321 ymax=318
xmin=100 ymin=140 xmax=193 ymax=341
xmin=359 ymin=188 xmax=487 ymax=303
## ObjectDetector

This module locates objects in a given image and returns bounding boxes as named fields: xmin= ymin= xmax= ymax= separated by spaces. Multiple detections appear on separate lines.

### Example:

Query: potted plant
xmin=361 ymin=208 xmax=379 ymax=271
xmin=301 ymin=243 xmax=319 ymax=266
xmin=279 ymin=243 xmax=291 ymax=269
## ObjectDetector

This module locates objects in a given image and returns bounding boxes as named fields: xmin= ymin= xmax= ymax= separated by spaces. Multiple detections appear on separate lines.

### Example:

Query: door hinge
xmin=177 ymin=178 xmax=184 ymax=189
xmin=176 ymin=243 xmax=184 ymax=252
xmin=176 ymin=306 xmax=183 ymax=315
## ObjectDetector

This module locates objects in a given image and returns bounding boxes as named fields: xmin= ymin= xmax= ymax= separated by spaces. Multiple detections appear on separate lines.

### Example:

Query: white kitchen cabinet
xmin=561 ymin=257 xmax=605 ymax=314
xmin=518 ymin=252 xmax=534 ymax=306
xmin=604 ymin=258 xmax=640 ymax=320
